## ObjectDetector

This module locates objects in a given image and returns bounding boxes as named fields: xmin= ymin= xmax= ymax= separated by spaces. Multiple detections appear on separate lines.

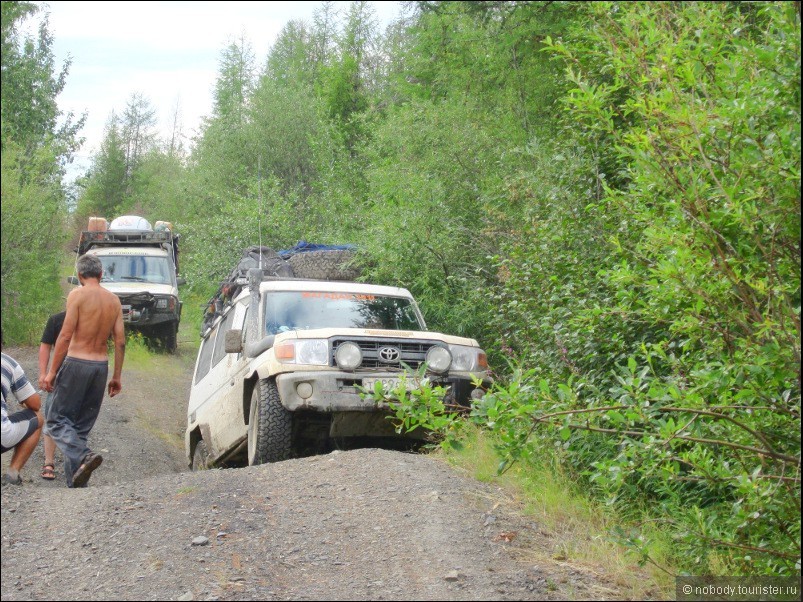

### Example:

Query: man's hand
xmin=108 ymin=378 xmax=122 ymax=397
xmin=43 ymin=372 xmax=56 ymax=393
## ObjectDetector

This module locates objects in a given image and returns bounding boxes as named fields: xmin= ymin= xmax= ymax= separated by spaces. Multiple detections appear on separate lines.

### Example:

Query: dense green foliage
xmin=2 ymin=0 xmax=799 ymax=575
xmin=1 ymin=1 xmax=83 ymax=340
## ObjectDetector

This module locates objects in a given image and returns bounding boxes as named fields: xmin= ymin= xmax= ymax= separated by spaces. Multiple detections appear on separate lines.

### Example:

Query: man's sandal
xmin=41 ymin=464 xmax=56 ymax=480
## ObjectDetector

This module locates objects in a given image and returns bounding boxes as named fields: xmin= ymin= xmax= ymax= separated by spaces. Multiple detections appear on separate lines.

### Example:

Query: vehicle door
xmin=211 ymin=300 xmax=251 ymax=451
xmin=187 ymin=303 xmax=244 ymax=457
xmin=187 ymin=322 xmax=219 ymax=435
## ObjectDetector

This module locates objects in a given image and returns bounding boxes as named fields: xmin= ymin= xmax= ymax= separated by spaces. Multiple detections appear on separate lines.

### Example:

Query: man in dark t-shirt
xmin=38 ymin=311 xmax=65 ymax=480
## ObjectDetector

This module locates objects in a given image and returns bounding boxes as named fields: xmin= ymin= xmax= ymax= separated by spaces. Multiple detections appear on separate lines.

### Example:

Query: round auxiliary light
xmin=335 ymin=341 xmax=363 ymax=371
xmin=426 ymin=346 xmax=452 ymax=374
xmin=296 ymin=382 xmax=313 ymax=399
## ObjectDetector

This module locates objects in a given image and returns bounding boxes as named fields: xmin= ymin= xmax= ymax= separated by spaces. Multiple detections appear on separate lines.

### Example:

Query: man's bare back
xmin=44 ymin=258 xmax=125 ymax=397
xmin=60 ymin=282 xmax=122 ymax=360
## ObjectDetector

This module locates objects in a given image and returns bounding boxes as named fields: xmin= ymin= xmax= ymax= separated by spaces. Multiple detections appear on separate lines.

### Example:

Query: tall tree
xmin=310 ymin=1 xmax=339 ymax=73
xmin=166 ymin=96 xmax=185 ymax=158
xmin=0 ymin=1 xmax=83 ymax=163
xmin=265 ymin=20 xmax=314 ymax=87
xmin=121 ymin=92 xmax=157 ymax=182
xmin=77 ymin=111 xmax=127 ymax=218
xmin=212 ymin=35 xmax=255 ymax=122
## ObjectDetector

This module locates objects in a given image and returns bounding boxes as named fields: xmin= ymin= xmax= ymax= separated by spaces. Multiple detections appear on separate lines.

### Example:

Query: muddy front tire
xmin=248 ymin=379 xmax=293 ymax=465
xmin=161 ymin=321 xmax=178 ymax=353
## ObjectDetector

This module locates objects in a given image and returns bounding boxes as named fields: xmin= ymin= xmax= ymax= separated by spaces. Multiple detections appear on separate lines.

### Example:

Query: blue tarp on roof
xmin=277 ymin=240 xmax=356 ymax=259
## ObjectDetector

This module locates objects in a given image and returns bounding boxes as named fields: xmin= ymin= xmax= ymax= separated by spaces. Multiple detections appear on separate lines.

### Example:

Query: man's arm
xmin=9 ymin=360 xmax=42 ymax=412
xmin=21 ymin=391 xmax=42 ymax=412
xmin=43 ymin=293 xmax=79 ymax=392
xmin=38 ymin=343 xmax=52 ymax=390
xmin=108 ymin=302 xmax=125 ymax=397
xmin=38 ymin=313 xmax=62 ymax=388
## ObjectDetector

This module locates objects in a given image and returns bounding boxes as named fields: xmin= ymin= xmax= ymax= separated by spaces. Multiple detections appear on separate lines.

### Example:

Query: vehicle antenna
xmin=258 ymin=154 xmax=263 ymax=271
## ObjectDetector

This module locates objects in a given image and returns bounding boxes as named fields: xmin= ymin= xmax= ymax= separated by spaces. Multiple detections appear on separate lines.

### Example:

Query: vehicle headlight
xmin=449 ymin=345 xmax=488 ymax=372
xmin=426 ymin=346 xmax=452 ymax=374
xmin=276 ymin=339 xmax=329 ymax=365
xmin=155 ymin=295 xmax=175 ymax=310
xmin=335 ymin=342 xmax=362 ymax=371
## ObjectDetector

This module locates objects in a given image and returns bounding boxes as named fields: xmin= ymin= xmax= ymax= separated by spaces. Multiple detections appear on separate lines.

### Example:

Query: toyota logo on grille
xmin=378 ymin=346 xmax=401 ymax=363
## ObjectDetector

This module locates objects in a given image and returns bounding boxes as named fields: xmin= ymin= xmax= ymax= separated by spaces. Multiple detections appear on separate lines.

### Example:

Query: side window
xmin=212 ymin=308 xmax=236 ymax=367
xmin=194 ymin=328 xmax=217 ymax=384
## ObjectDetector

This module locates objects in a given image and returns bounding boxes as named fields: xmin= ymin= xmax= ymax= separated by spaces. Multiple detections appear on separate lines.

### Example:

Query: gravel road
xmin=1 ymin=346 xmax=633 ymax=601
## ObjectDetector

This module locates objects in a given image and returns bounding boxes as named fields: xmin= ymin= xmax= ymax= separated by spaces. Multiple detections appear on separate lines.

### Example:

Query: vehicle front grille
xmin=331 ymin=337 xmax=439 ymax=370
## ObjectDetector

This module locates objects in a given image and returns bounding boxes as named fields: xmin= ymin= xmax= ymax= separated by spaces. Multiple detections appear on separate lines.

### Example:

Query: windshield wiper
xmin=121 ymin=276 xmax=147 ymax=282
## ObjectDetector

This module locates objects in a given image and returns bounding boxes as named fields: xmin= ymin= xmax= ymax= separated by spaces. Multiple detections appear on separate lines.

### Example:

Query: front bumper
xmin=275 ymin=370 xmax=486 ymax=412
xmin=117 ymin=293 xmax=180 ymax=328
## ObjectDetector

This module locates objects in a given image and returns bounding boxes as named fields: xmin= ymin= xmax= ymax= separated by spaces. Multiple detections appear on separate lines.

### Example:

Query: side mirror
xmin=177 ymin=277 xmax=186 ymax=286
xmin=224 ymin=329 xmax=243 ymax=354
xmin=67 ymin=276 xmax=79 ymax=285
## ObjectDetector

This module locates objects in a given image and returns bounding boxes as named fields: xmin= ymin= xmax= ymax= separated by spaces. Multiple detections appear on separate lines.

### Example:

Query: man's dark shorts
xmin=0 ymin=409 xmax=39 ymax=453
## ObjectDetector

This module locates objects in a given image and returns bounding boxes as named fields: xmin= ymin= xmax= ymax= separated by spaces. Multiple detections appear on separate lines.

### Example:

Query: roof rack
xmin=200 ymin=244 xmax=359 ymax=337
xmin=78 ymin=229 xmax=177 ymax=255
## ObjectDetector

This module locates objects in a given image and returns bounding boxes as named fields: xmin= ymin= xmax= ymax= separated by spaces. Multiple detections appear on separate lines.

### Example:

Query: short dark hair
xmin=77 ymin=254 xmax=103 ymax=280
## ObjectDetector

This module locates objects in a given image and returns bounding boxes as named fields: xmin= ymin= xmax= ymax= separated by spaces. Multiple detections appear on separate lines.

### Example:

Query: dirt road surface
xmin=1 ymin=345 xmax=637 ymax=601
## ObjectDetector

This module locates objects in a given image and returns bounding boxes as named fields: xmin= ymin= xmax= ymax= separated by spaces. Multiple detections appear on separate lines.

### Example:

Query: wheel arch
xmin=187 ymin=425 xmax=203 ymax=466
xmin=242 ymin=373 xmax=260 ymax=426
xmin=188 ymin=423 xmax=214 ymax=464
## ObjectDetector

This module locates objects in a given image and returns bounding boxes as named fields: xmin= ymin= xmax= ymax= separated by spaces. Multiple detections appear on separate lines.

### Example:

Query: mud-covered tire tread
xmin=192 ymin=439 xmax=210 ymax=471
xmin=162 ymin=321 xmax=178 ymax=353
xmin=250 ymin=379 xmax=293 ymax=464
xmin=288 ymin=250 xmax=360 ymax=281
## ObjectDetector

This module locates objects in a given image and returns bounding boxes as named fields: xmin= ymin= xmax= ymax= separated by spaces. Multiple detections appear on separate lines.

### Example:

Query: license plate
xmin=362 ymin=377 xmax=418 ymax=393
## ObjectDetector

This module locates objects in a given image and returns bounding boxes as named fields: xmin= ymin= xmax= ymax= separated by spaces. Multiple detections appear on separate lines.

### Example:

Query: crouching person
xmin=1 ymin=351 xmax=43 ymax=485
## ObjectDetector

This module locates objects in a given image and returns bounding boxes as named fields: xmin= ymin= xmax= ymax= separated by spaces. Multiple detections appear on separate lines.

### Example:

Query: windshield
xmin=98 ymin=255 xmax=173 ymax=285
xmin=264 ymin=291 xmax=424 ymax=335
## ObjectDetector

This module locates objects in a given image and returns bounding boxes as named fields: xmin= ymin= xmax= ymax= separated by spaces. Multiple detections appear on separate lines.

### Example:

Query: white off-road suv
xmin=75 ymin=216 xmax=182 ymax=351
xmin=185 ymin=268 xmax=489 ymax=469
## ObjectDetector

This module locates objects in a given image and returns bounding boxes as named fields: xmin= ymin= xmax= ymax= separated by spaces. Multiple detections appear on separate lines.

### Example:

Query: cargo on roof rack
xmin=199 ymin=243 xmax=361 ymax=337
xmin=78 ymin=229 xmax=176 ymax=255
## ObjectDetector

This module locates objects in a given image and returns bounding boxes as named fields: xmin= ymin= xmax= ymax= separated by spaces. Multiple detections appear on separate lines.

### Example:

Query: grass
xmin=119 ymin=332 xmax=154 ymax=369
xmin=120 ymin=317 xmax=200 ymax=373
xmin=181 ymin=288 xmax=214 ymax=342
xmin=434 ymin=425 xmax=676 ymax=600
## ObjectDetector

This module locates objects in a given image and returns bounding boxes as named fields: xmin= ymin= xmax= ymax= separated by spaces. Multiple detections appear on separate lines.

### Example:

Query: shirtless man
xmin=43 ymin=254 xmax=125 ymax=488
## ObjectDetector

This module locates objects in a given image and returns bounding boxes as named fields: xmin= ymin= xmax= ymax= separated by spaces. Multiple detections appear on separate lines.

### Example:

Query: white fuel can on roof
xmin=109 ymin=215 xmax=153 ymax=231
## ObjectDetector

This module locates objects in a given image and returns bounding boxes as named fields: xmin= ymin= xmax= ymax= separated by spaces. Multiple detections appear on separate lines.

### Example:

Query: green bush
xmin=385 ymin=1 xmax=801 ymax=576
xmin=500 ymin=1 xmax=801 ymax=575
xmin=1 ymin=142 xmax=68 ymax=343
